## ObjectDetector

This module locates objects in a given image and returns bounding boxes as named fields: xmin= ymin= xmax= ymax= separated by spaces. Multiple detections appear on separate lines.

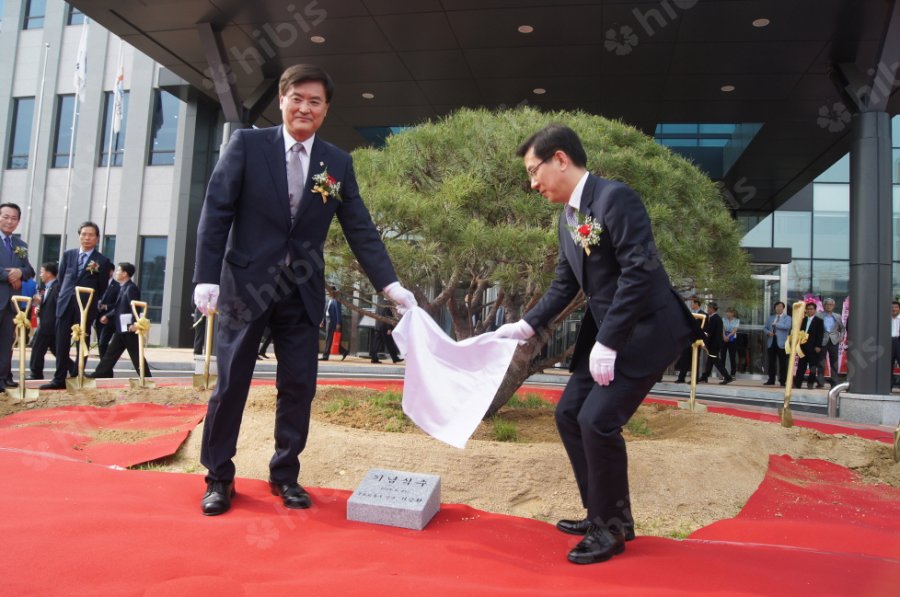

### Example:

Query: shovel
xmin=779 ymin=300 xmax=807 ymax=428
xmin=128 ymin=300 xmax=155 ymax=389
xmin=193 ymin=310 xmax=217 ymax=390
xmin=9 ymin=296 xmax=39 ymax=402
xmin=66 ymin=287 xmax=96 ymax=391
xmin=678 ymin=312 xmax=708 ymax=413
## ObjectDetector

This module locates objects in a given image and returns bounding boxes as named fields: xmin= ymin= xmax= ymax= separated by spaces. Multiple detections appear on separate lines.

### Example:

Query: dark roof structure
xmin=69 ymin=0 xmax=899 ymax=213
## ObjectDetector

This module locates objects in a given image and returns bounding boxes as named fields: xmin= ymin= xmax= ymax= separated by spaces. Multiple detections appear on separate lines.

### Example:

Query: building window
xmin=148 ymin=90 xmax=180 ymax=166
xmin=102 ymin=235 xmax=116 ymax=262
xmin=52 ymin=95 xmax=76 ymax=168
xmin=66 ymin=4 xmax=85 ymax=26
xmin=99 ymin=91 xmax=129 ymax=167
xmin=6 ymin=97 xmax=35 ymax=169
xmin=23 ymin=0 xmax=45 ymax=29
xmin=139 ymin=237 xmax=167 ymax=323
xmin=41 ymin=235 xmax=61 ymax=265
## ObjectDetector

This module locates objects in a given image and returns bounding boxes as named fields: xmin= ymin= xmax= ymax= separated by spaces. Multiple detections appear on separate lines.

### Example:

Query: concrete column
xmin=847 ymin=111 xmax=894 ymax=395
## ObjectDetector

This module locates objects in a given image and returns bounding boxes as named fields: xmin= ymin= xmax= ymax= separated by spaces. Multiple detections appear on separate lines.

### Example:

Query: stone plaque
xmin=347 ymin=468 xmax=441 ymax=531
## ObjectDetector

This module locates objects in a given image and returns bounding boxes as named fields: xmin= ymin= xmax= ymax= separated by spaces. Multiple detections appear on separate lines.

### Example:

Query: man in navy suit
xmin=40 ymin=221 xmax=113 ymax=390
xmin=29 ymin=261 xmax=59 ymax=380
xmin=320 ymin=286 xmax=348 ymax=361
xmin=496 ymin=125 xmax=697 ymax=564
xmin=193 ymin=64 xmax=416 ymax=516
xmin=794 ymin=302 xmax=825 ymax=389
xmin=0 ymin=203 xmax=35 ymax=392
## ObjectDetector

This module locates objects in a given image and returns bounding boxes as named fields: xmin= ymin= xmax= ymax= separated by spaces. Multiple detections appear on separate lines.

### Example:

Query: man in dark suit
xmin=370 ymin=303 xmax=402 ymax=364
xmin=320 ymin=286 xmax=348 ymax=361
xmin=496 ymin=125 xmax=697 ymax=565
xmin=675 ymin=297 xmax=704 ymax=382
xmin=193 ymin=64 xmax=416 ymax=516
xmin=0 ymin=202 xmax=36 ymax=391
xmin=698 ymin=301 xmax=733 ymax=385
xmin=40 ymin=221 xmax=113 ymax=390
xmin=794 ymin=302 xmax=825 ymax=389
xmin=89 ymin=263 xmax=150 ymax=378
xmin=29 ymin=261 xmax=59 ymax=380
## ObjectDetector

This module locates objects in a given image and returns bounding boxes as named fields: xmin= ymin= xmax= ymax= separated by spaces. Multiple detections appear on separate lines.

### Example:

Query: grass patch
xmin=507 ymin=393 xmax=554 ymax=410
xmin=491 ymin=417 xmax=518 ymax=442
xmin=625 ymin=416 xmax=652 ymax=437
xmin=316 ymin=389 xmax=412 ymax=433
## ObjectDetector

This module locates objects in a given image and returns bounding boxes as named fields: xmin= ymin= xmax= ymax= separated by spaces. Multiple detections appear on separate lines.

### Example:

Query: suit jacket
xmin=98 ymin=279 xmax=120 ymax=315
xmin=524 ymin=174 xmax=697 ymax=379
xmin=37 ymin=280 xmax=59 ymax=336
xmin=817 ymin=311 xmax=845 ymax=345
xmin=194 ymin=126 xmax=397 ymax=323
xmin=0 ymin=235 xmax=35 ymax=308
xmin=704 ymin=312 xmax=724 ymax=353
xmin=799 ymin=315 xmax=824 ymax=355
xmin=105 ymin=279 xmax=140 ymax=334
xmin=325 ymin=298 xmax=341 ymax=327
xmin=765 ymin=313 xmax=792 ymax=349
xmin=55 ymin=248 xmax=113 ymax=322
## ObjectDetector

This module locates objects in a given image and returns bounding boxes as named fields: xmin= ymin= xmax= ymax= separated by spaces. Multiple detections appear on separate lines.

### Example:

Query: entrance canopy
xmin=69 ymin=0 xmax=899 ymax=213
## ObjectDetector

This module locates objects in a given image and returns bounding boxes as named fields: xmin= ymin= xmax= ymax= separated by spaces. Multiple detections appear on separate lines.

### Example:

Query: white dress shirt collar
xmin=566 ymin=171 xmax=590 ymax=212
xmin=283 ymin=127 xmax=315 ymax=157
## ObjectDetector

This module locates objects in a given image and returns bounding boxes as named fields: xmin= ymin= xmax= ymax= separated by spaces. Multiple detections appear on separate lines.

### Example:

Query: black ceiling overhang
xmin=68 ymin=0 xmax=900 ymax=213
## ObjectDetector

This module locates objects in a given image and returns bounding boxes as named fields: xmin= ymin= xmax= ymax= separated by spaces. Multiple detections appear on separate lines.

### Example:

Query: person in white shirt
xmin=891 ymin=300 xmax=899 ymax=387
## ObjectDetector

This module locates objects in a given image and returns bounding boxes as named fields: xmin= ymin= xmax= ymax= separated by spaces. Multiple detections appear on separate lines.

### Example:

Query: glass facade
xmin=65 ymin=3 xmax=84 ymax=25
xmin=51 ymin=94 xmax=75 ymax=168
xmin=6 ymin=97 xmax=34 ymax=169
xmin=22 ymin=0 xmax=44 ymax=29
xmin=40 ymin=234 xmax=60 ymax=266
xmin=139 ymin=237 xmax=167 ymax=324
xmin=102 ymin=235 xmax=115 ymax=262
xmin=741 ymin=114 xmax=900 ymax=307
xmin=148 ymin=90 xmax=179 ymax=166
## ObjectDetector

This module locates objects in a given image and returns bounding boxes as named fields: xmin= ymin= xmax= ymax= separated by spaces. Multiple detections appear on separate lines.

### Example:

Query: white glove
xmin=383 ymin=281 xmax=417 ymax=314
xmin=589 ymin=342 xmax=617 ymax=386
xmin=494 ymin=320 xmax=535 ymax=344
xmin=194 ymin=283 xmax=220 ymax=316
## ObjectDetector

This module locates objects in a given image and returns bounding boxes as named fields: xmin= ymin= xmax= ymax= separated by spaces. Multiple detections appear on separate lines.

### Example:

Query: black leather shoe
xmin=763 ymin=380 xmax=775 ymax=386
xmin=28 ymin=375 xmax=43 ymax=381
xmin=39 ymin=381 xmax=65 ymax=390
xmin=567 ymin=525 xmax=626 ymax=565
xmin=556 ymin=518 xmax=636 ymax=541
xmin=201 ymin=480 xmax=234 ymax=516
xmin=697 ymin=377 xmax=708 ymax=383
xmin=269 ymin=480 xmax=312 ymax=509
xmin=5 ymin=380 xmax=18 ymax=389
xmin=720 ymin=377 xmax=733 ymax=385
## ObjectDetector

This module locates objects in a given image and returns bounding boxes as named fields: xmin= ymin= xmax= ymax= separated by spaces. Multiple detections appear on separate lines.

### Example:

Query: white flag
xmin=73 ymin=21 xmax=89 ymax=102
xmin=112 ymin=52 xmax=124 ymax=134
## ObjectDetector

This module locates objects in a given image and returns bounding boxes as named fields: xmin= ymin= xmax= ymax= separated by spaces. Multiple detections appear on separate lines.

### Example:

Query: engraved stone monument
xmin=347 ymin=468 xmax=441 ymax=530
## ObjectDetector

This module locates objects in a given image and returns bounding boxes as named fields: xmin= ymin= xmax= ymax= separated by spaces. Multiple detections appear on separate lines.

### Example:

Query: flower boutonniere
xmin=86 ymin=260 xmax=100 ymax=275
xmin=13 ymin=246 xmax=27 ymax=260
xmin=567 ymin=214 xmax=603 ymax=256
xmin=312 ymin=163 xmax=341 ymax=204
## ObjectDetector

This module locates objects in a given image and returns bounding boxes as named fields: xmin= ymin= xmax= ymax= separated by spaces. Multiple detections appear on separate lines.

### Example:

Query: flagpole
xmin=25 ymin=42 xmax=51 ymax=245
xmin=100 ymin=39 xmax=124 ymax=253
xmin=61 ymin=19 xmax=89 ymax=261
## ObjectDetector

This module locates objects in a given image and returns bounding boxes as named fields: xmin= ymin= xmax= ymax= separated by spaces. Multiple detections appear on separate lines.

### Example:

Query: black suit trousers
xmin=0 ymin=305 xmax=15 ymax=382
xmin=29 ymin=332 xmax=56 ymax=377
xmin=52 ymin=303 xmax=91 ymax=382
xmin=555 ymin=363 xmax=657 ymax=531
xmin=201 ymin=280 xmax=319 ymax=484
xmin=766 ymin=342 xmax=787 ymax=384
xmin=92 ymin=332 xmax=149 ymax=378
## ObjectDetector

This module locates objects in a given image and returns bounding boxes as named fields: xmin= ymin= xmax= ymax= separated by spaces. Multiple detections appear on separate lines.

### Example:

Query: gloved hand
xmin=193 ymin=283 xmax=220 ymax=316
xmin=589 ymin=341 xmax=617 ymax=386
xmin=383 ymin=281 xmax=417 ymax=314
xmin=494 ymin=320 xmax=535 ymax=344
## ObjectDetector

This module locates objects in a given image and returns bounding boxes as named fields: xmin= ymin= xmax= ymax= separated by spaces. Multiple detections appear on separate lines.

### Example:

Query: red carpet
xmin=1 ymin=450 xmax=898 ymax=596
xmin=0 ymin=403 xmax=206 ymax=467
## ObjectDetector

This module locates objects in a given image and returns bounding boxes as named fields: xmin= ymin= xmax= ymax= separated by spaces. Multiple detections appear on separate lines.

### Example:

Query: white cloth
xmin=392 ymin=306 xmax=520 ymax=449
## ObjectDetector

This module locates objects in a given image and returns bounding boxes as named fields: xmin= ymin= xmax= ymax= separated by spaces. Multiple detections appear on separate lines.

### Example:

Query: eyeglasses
xmin=526 ymin=156 xmax=552 ymax=178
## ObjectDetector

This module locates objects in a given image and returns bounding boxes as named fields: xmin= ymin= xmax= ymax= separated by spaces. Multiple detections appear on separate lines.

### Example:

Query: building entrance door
xmin=739 ymin=264 xmax=789 ymax=376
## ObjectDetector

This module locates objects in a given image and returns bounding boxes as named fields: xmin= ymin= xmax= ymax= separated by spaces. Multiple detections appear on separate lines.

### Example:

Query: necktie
xmin=3 ymin=236 xmax=12 ymax=257
xmin=287 ymin=143 xmax=306 ymax=223
xmin=79 ymin=252 xmax=87 ymax=272
xmin=565 ymin=205 xmax=579 ymax=243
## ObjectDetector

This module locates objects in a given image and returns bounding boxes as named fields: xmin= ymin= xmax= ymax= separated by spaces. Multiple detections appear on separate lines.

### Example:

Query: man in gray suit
xmin=193 ymin=65 xmax=416 ymax=516
xmin=763 ymin=301 xmax=792 ymax=386
xmin=817 ymin=298 xmax=845 ymax=388
xmin=0 ymin=203 xmax=35 ymax=392
xmin=496 ymin=125 xmax=698 ymax=564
